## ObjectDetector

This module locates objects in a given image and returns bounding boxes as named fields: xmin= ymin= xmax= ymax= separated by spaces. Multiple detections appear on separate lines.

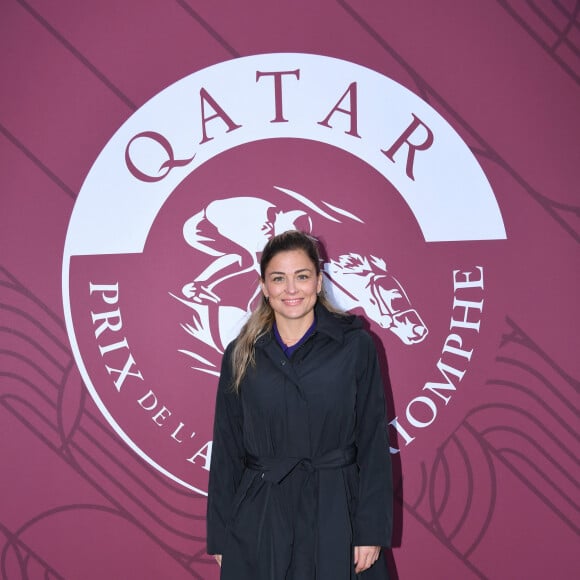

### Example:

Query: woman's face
xmin=261 ymin=249 xmax=322 ymax=327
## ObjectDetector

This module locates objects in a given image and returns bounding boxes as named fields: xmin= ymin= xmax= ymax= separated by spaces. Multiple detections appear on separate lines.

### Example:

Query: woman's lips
xmin=282 ymin=298 xmax=303 ymax=306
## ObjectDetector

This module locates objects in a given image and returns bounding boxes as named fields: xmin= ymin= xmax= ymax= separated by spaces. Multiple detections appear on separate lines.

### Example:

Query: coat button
xmin=280 ymin=360 xmax=286 ymax=366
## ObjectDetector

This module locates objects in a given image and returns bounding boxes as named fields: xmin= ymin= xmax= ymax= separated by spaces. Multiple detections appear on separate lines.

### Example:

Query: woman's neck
xmin=275 ymin=315 xmax=315 ymax=346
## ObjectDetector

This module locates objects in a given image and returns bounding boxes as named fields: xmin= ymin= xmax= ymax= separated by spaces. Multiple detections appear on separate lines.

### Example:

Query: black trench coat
xmin=207 ymin=304 xmax=393 ymax=579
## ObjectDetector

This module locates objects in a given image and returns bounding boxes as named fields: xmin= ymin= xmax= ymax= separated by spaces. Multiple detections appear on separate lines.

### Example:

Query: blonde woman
xmin=207 ymin=230 xmax=392 ymax=579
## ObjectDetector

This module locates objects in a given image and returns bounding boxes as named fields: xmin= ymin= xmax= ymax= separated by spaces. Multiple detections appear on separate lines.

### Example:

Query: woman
xmin=207 ymin=230 xmax=393 ymax=579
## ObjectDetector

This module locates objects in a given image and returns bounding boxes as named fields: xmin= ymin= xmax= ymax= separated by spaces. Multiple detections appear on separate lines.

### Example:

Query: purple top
xmin=273 ymin=316 xmax=317 ymax=358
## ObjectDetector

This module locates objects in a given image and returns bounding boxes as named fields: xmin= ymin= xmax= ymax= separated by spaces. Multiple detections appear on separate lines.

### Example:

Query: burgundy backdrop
xmin=1 ymin=1 xmax=579 ymax=579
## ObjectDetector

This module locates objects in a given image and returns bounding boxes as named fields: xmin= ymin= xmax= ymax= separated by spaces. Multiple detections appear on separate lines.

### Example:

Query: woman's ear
xmin=317 ymin=272 xmax=323 ymax=294
xmin=260 ymin=279 xmax=268 ymax=299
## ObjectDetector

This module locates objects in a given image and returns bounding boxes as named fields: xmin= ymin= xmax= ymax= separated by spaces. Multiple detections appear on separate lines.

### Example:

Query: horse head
xmin=322 ymin=253 xmax=428 ymax=345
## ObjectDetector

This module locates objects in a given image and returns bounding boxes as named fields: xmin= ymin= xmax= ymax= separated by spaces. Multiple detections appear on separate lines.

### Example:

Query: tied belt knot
xmin=245 ymin=444 xmax=356 ymax=482
xmin=245 ymin=445 xmax=357 ymax=579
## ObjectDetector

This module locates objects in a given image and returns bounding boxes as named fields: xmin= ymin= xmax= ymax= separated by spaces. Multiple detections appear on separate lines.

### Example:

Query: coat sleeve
xmin=206 ymin=343 xmax=245 ymax=555
xmin=353 ymin=331 xmax=393 ymax=548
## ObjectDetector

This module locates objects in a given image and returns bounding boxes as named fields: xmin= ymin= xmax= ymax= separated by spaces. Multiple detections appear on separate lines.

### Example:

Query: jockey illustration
xmin=170 ymin=188 xmax=428 ymax=376
xmin=180 ymin=196 xmax=312 ymax=309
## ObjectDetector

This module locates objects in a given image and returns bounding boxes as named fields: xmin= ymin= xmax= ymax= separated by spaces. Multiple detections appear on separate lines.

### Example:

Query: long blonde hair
xmin=230 ymin=230 xmax=337 ymax=391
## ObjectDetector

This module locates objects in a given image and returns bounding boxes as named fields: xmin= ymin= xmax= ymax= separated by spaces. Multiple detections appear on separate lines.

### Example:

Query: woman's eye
xmin=297 ymin=274 xmax=309 ymax=280
xmin=272 ymin=276 xmax=284 ymax=283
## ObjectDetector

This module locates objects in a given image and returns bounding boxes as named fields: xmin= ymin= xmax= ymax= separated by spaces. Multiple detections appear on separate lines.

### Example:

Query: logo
xmin=63 ymin=54 xmax=506 ymax=495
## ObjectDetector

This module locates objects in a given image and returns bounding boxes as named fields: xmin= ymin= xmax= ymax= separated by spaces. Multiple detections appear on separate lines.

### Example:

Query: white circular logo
xmin=63 ymin=53 xmax=506 ymax=494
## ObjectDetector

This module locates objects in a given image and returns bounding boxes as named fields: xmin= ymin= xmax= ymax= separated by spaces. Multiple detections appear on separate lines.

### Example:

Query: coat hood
xmin=314 ymin=302 xmax=363 ymax=344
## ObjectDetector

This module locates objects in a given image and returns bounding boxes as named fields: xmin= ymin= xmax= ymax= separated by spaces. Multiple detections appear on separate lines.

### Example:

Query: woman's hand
xmin=214 ymin=554 xmax=222 ymax=567
xmin=353 ymin=545 xmax=380 ymax=574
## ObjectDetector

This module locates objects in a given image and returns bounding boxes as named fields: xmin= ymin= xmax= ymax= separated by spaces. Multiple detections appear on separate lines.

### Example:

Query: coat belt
xmin=246 ymin=444 xmax=356 ymax=482
xmin=245 ymin=445 xmax=357 ymax=579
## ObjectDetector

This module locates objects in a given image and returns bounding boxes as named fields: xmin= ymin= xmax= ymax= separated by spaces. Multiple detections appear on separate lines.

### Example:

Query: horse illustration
xmin=322 ymin=253 xmax=428 ymax=345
